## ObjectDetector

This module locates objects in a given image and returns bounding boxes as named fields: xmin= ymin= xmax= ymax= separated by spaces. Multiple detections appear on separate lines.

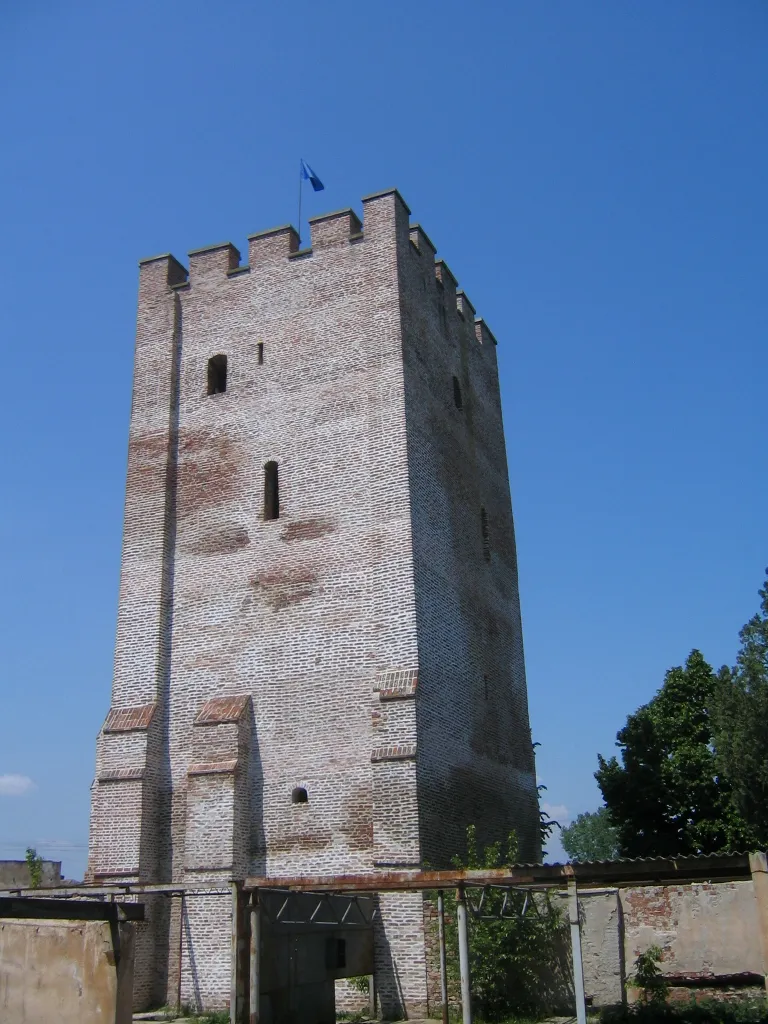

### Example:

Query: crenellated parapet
xmin=136 ymin=188 xmax=498 ymax=347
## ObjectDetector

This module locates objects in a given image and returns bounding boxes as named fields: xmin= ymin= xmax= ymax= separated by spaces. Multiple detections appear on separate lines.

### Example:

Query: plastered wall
xmin=574 ymin=880 xmax=765 ymax=1008
xmin=0 ymin=917 xmax=135 ymax=1024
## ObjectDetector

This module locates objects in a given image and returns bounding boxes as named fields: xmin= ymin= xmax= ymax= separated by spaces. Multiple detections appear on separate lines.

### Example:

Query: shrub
xmin=433 ymin=826 xmax=566 ymax=1021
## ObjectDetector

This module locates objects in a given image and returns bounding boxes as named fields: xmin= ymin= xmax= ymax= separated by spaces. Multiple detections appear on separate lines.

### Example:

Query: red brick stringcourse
xmin=103 ymin=703 xmax=157 ymax=733
xmin=193 ymin=695 xmax=250 ymax=726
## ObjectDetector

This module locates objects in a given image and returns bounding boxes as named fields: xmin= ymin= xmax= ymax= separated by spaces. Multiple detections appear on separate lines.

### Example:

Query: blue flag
xmin=301 ymin=159 xmax=325 ymax=192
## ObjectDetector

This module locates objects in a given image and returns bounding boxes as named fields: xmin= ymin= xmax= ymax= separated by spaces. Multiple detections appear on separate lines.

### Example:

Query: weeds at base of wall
xmin=337 ymin=1015 xmax=543 ymax=1024
xmin=438 ymin=1014 xmax=545 ymax=1024
xmin=628 ymin=946 xmax=670 ymax=1006
xmin=153 ymin=1006 xmax=230 ymax=1024
xmin=178 ymin=1014 xmax=229 ymax=1024
xmin=599 ymin=997 xmax=768 ymax=1024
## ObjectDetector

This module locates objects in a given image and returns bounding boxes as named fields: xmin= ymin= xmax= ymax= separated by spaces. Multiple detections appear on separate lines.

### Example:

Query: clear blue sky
xmin=1 ymin=1 xmax=766 ymax=877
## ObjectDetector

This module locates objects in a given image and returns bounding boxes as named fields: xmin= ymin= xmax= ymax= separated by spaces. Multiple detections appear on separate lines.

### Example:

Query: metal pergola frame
xmin=241 ymin=856 xmax=755 ymax=1024
xmin=1 ymin=853 xmax=759 ymax=1024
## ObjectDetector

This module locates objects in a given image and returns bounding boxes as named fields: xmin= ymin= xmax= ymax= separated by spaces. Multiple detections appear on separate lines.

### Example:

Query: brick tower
xmin=88 ymin=189 xmax=539 ymax=1016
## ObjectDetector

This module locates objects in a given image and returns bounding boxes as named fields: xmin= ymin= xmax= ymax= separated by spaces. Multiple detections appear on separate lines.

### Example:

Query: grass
xmin=429 ymin=1000 xmax=768 ymax=1024
xmin=150 ymin=1006 xmax=230 ymax=1023
xmin=599 ymin=999 xmax=768 ymax=1024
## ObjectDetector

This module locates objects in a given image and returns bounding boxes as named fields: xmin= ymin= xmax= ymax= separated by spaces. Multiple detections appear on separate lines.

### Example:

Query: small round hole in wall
xmin=291 ymin=787 xmax=308 ymax=804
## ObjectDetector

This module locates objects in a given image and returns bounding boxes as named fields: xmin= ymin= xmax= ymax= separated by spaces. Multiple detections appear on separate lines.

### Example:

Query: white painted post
xmin=568 ymin=875 xmax=587 ymax=1024
xmin=456 ymin=885 xmax=472 ymax=1024
xmin=749 ymin=852 xmax=768 ymax=993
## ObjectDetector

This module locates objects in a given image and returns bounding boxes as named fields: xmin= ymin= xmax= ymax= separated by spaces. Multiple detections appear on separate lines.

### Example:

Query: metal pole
xmin=437 ymin=890 xmax=449 ymax=1024
xmin=231 ymin=882 xmax=240 ymax=1024
xmin=297 ymin=161 xmax=303 ymax=246
xmin=749 ymin=853 xmax=768 ymax=994
xmin=567 ymin=876 xmax=587 ymax=1024
xmin=249 ymin=890 xmax=261 ymax=1024
xmin=176 ymin=891 xmax=185 ymax=1011
xmin=368 ymin=974 xmax=375 ymax=1019
xmin=456 ymin=885 xmax=472 ymax=1024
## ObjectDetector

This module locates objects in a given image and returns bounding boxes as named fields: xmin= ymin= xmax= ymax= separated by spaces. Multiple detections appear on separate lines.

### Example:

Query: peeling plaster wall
xmin=577 ymin=891 xmax=624 ymax=1007
xmin=621 ymin=881 xmax=763 ymax=982
xmin=566 ymin=881 xmax=765 ymax=1009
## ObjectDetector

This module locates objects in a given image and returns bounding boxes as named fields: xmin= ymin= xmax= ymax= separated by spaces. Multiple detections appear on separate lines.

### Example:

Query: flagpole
xmin=297 ymin=160 xmax=303 ymax=247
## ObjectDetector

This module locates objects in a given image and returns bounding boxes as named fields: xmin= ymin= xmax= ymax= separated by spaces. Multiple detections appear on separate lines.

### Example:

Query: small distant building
xmin=0 ymin=860 xmax=62 ymax=889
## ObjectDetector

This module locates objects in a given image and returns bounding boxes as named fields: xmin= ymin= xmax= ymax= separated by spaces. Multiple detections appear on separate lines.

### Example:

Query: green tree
xmin=25 ymin=847 xmax=43 ymax=889
xmin=561 ymin=807 xmax=619 ymax=862
xmin=712 ymin=569 xmax=768 ymax=845
xmin=596 ymin=650 xmax=752 ymax=857
xmin=538 ymin=782 xmax=560 ymax=860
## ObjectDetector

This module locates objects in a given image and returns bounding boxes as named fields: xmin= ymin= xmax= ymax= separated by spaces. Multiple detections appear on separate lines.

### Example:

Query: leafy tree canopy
xmin=560 ymin=807 xmax=619 ymax=862
xmin=596 ymin=650 xmax=754 ymax=857
xmin=712 ymin=569 xmax=768 ymax=843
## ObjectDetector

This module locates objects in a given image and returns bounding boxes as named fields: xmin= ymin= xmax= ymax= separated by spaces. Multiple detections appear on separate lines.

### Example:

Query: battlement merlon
xmin=308 ymin=208 xmax=362 ymax=249
xmin=247 ymin=225 xmax=299 ymax=266
xmin=188 ymin=242 xmax=241 ymax=282
xmin=474 ymin=319 xmax=498 ymax=346
xmin=455 ymin=289 xmax=476 ymax=322
xmin=435 ymin=258 xmax=458 ymax=299
xmin=409 ymin=224 xmax=437 ymax=261
xmin=137 ymin=253 xmax=188 ymax=296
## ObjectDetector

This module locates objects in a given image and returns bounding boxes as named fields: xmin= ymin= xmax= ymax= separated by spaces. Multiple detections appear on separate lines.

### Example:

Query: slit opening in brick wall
xmin=264 ymin=461 xmax=279 ymax=520
xmin=453 ymin=375 xmax=463 ymax=410
xmin=207 ymin=354 xmax=227 ymax=395
xmin=291 ymin=786 xmax=308 ymax=804
xmin=257 ymin=342 xmax=264 ymax=365
xmin=439 ymin=302 xmax=448 ymax=333
xmin=481 ymin=507 xmax=491 ymax=563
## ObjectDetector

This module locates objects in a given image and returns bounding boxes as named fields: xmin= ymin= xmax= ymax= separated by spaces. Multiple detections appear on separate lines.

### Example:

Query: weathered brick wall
xmin=88 ymin=189 xmax=537 ymax=1015
xmin=180 ymin=887 xmax=233 ymax=1012
xmin=423 ymin=894 xmax=451 ymax=1014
